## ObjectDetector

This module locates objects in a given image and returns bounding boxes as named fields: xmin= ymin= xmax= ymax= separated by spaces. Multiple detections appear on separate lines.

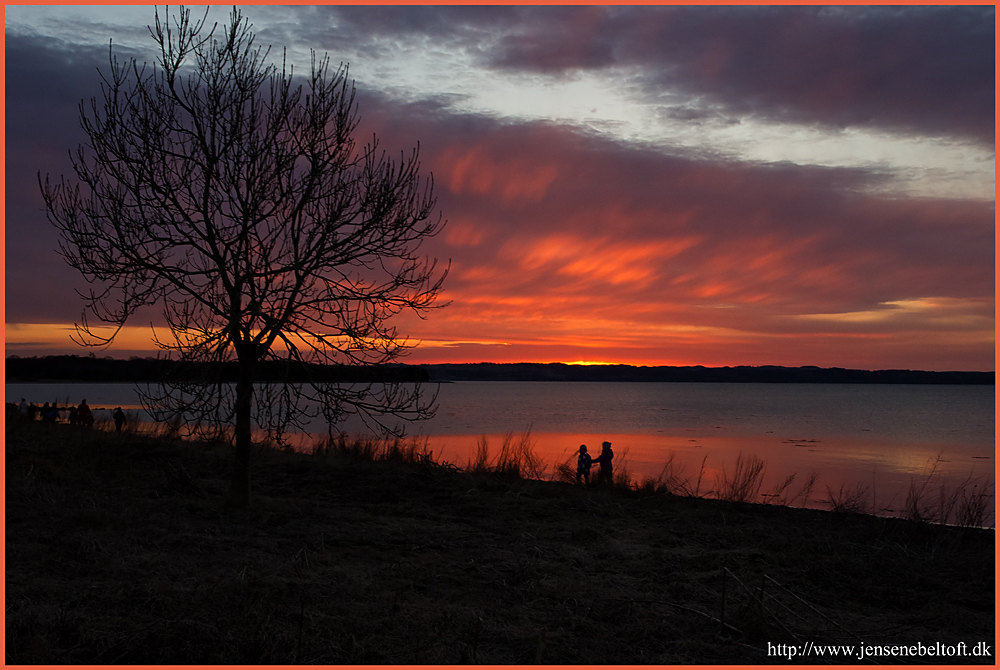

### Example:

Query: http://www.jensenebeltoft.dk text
xmin=767 ymin=640 xmax=992 ymax=662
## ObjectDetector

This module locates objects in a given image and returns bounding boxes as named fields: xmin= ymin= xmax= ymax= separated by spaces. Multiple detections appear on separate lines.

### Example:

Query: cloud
xmin=5 ymin=33 xmax=129 ymax=322
xmin=5 ymin=10 xmax=993 ymax=370
xmin=10 ymin=6 xmax=994 ymax=193
xmin=482 ymin=5 xmax=995 ymax=144
xmin=219 ymin=6 xmax=998 ymax=146
xmin=352 ymin=97 xmax=993 ymax=367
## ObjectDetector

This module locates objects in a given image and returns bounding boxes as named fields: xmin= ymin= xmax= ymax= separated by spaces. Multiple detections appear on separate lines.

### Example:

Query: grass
xmin=656 ymin=452 xmax=708 ymax=498
xmin=637 ymin=447 xmax=992 ymax=529
xmin=715 ymin=452 xmax=767 ymax=504
xmin=827 ymin=482 xmax=871 ymax=515
xmin=472 ymin=430 xmax=547 ymax=481
xmin=5 ymin=419 xmax=995 ymax=664
xmin=312 ymin=432 xmax=435 ymax=466
xmin=47 ymin=408 xmax=997 ymax=528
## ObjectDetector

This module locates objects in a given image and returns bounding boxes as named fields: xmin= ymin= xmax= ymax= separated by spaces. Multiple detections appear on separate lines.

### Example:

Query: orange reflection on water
xmin=422 ymin=430 xmax=993 ymax=514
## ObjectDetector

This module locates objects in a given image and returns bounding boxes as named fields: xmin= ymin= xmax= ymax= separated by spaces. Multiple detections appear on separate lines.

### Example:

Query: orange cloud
xmin=502 ymin=233 xmax=701 ymax=289
xmin=440 ymin=144 xmax=559 ymax=202
xmin=444 ymin=222 xmax=486 ymax=247
xmin=5 ymin=323 xmax=158 ymax=351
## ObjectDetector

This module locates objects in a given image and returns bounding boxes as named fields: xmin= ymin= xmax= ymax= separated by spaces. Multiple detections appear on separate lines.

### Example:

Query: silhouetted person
xmin=17 ymin=398 xmax=28 ymax=419
xmin=41 ymin=402 xmax=55 ymax=423
xmin=576 ymin=444 xmax=592 ymax=485
xmin=77 ymin=399 xmax=94 ymax=428
xmin=27 ymin=403 xmax=39 ymax=421
xmin=593 ymin=441 xmax=614 ymax=486
xmin=113 ymin=407 xmax=127 ymax=433
xmin=69 ymin=406 xmax=79 ymax=425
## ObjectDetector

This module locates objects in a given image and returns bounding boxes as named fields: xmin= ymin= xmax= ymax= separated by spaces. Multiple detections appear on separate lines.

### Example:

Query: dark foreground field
xmin=6 ymin=420 xmax=994 ymax=664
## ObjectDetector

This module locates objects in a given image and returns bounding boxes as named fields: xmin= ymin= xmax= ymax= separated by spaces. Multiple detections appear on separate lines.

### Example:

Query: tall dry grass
xmin=954 ymin=480 xmax=994 ymax=528
xmin=653 ymin=452 xmax=708 ymax=497
xmin=468 ymin=430 xmax=547 ymax=480
xmin=644 ymin=448 xmax=992 ymax=528
xmin=760 ymin=471 xmax=819 ymax=508
xmin=826 ymin=482 xmax=870 ymax=514
xmin=610 ymin=445 xmax=635 ymax=489
xmin=550 ymin=448 xmax=579 ymax=485
xmin=901 ymin=454 xmax=994 ymax=527
xmin=715 ymin=452 xmax=766 ymax=503
xmin=463 ymin=435 xmax=994 ymax=529
xmin=30 ymin=407 xmax=993 ymax=529
xmin=312 ymin=433 xmax=433 ymax=466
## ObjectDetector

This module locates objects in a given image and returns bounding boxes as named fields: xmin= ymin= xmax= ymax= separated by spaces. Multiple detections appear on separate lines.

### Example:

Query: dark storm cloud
xmin=252 ymin=5 xmax=522 ymax=65
xmin=5 ymin=33 xmax=126 ymax=322
xmin=258 ymin=5 xmax=520 ymax=42
xmin=270 ymin=5 xmax=994 ymax=144
xmin=488 ymin=5 xmax=996 ymax=143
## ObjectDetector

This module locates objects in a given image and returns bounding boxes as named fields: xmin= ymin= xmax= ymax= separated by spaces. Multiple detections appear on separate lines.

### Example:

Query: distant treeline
xmin=5 ymin=355 xmax=430 ymax=384
xmin=5 ymin=356 xmax=993 ymax=385
xmin=421 ymin=362 xmax=995 ymax=385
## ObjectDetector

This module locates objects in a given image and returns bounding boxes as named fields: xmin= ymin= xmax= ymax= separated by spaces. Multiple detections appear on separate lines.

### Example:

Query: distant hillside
xmin=4 ymin=355 xmax=428 ymax=384
xmin=422 ymin=362 xmax=994 ymax=385
xmin=5 ymin=356 xmax=992 ymax=385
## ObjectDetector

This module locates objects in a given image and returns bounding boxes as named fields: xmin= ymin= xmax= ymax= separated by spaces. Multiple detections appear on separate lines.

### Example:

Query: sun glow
xmin=4 ymin=323 xmax=159 ymax=352
xmin=3 ymin=322 xmax=421 ymax=358
xmin=559 ymin=360 xmax=619 ymax=366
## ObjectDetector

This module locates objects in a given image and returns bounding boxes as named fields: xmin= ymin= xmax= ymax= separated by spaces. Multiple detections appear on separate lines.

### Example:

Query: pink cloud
xmin=6 ymin=25 xmax=992 ymax=371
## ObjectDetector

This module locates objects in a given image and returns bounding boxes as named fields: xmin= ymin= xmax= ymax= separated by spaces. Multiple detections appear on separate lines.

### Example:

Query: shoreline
xmin=7 ymin=403 xmax=994 ymax=527
xmin=6 ymin=420 xmax=994 ymax=664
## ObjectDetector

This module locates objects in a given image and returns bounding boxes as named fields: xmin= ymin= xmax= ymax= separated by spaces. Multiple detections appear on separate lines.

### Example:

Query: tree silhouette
xmin=40 ymin=7 xmax=448 ymax=506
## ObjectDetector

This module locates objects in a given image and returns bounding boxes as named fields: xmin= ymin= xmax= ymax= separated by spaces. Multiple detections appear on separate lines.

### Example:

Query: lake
xmin=8 ymin=381 xmax=994 ymax=513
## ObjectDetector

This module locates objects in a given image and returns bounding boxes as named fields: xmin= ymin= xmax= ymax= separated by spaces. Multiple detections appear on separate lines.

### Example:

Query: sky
xmin=4 ymin=5 xmax=996 ymax=371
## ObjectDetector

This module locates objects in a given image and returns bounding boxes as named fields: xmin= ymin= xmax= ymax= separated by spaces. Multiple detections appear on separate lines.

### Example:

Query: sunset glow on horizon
xmin=5 ymin=6 xmax=994 ymax=372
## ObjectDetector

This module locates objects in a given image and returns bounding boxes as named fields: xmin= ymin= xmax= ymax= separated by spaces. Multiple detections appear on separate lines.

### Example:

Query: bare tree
xmin=40 ymin=7 xmax=448 ymax=506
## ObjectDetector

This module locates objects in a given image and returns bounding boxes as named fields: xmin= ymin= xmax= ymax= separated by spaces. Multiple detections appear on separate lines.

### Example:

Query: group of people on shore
xmin=576 ymin=440 xmax=614 ymax=486
xmin=14 ymin=398 xmax=128 ymax=432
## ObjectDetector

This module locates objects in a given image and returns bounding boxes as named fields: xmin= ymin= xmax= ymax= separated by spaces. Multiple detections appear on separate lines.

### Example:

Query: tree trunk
xmin=229 ymin=357 xmax=255 ymax=507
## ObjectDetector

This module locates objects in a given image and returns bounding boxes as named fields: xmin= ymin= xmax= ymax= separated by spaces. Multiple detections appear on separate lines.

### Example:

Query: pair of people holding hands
xmin=576 ymin=441 xmax=613 ymax=486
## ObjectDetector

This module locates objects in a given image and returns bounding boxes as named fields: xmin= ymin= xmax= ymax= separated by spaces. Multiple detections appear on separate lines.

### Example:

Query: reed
xmin=634 ymin=475 xmax=667 ymax=495
xmin=793 ymin=471 xmax=820 ymax=508
xmin=311 ymin=433 xmax=431 ymax=466
xmin=610 ymin=445 xmax=634 ymax=489
xmin=655 ymin=452 xmax=707 ymax=497
xmin=902 ymin=454 xmax=946 ymax=523
xmin=7 ymin=419 xmax=991 ymax=665
xmin=309 ymin=433 xmax=994 ymax=529
xmin=901 ymin=457 xmax=995 ymax=528
xmin=654 ymin=448 xmax=993 ymax=528
xmin=826 ymin=482 xmax=870 ymax=514
xmin=470 ymin=435 xmax=492 ymax=473
xmin=955 ymin=480 xmax=994 ymax=528
xmin=24 ymin=409 xmax=994 ymax=528
xmin=468 ymin=430 xmax=547 ymax=481
xmin=761 ymin=473 xmax=796 ymax=506
xmin=715 ymin=452 xmax=766 ymax=504
xmin=550 ymin=449 xmax=579 ymax=485
xmin=760 ymin=471 xmax=817 ymax=508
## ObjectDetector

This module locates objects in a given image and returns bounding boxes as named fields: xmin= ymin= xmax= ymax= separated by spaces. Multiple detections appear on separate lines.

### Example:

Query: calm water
xmin=409 ymin=382 xmax=995 ymax=510
xmin=8 ymin=381 xmax=994 ymax=510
